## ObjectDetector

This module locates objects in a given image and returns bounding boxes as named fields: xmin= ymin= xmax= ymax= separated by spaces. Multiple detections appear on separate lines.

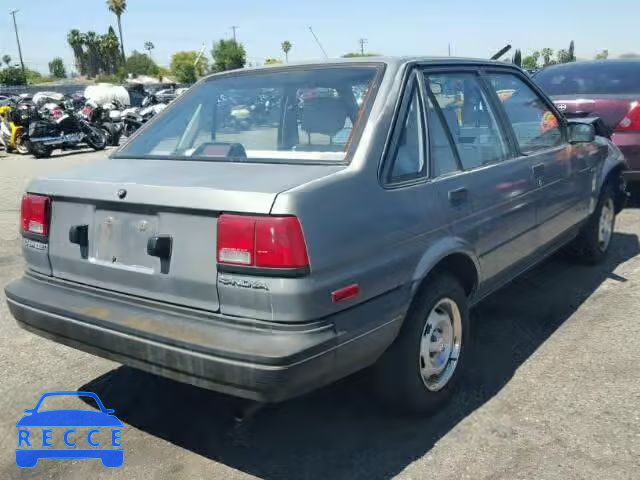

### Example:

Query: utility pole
xmin=359 ymin=38 xmax=368 ymax=56
xmin=9 ymin=10 xmax=25 ymax=72
xmin=308 ymin=26 xmax=328 ymax=59
xmin=230 ymin=26 xmax=239 ymax=43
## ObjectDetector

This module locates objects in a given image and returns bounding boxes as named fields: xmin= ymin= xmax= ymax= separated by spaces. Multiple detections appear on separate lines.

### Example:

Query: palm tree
xmin=2 ymin=55 xmax=11 ymax=67
xmin=281 ymin=40 xmax=292 ymax=63
xmin=144 ymin=41 xmax=155 ymax=59
xmin=106 ymin=0 xmax=127 ymax=61
xmin=67 ymin=29 xmax=86 ymax=75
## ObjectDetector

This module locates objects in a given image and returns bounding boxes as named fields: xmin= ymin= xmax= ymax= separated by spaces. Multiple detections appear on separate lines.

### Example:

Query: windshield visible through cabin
xmin=114 ymin=65 xmax=382 ymax=163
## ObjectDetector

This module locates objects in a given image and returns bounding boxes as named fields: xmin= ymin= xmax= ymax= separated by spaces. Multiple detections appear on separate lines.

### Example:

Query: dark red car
xmin=535 ymin=60 xmax=640 ymax=181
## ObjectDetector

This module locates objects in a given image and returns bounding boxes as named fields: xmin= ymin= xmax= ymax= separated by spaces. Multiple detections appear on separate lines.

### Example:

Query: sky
xmin=1 ymin=0 xmax=639 ymax=74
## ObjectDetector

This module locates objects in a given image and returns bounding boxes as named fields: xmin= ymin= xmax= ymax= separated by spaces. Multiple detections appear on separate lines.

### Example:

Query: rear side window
xmin=535 ymin=61 xmax=640 ymax=96
xmin=487 ymin=73 xmax=563 ymax=153
xmin=426 ymin=97 xmax=460 ymax=177
xmin=425 ymin=72 xmax=508 ymax=171
xmin=388 ymin=84 xmax=426 ymax=181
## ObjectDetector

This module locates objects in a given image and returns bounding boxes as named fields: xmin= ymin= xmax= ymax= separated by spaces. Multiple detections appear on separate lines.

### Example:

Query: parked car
xmin=5 ymin=58 xmax=627 ymax=414
xmin=534 ymin=60 xmax=640 ymax=182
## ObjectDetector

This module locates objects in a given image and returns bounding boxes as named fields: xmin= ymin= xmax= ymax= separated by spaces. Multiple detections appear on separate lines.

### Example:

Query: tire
xmin=85 ymin=126 xmax=107 ymax=151
xmin=101 ymin=123 xmax=121 ymax=146
xmin=373 ymin=273 xmax=470 ymax=414
xmin=31 ymin=143 xmax=52 ymax=158
xmin=570 ymin=183 xmax=616 ymax=264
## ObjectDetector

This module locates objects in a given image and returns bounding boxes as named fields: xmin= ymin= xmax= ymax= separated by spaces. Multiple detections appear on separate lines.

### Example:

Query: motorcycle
xmin=80 ymin=99 xmax=123 ymax=146
xmin=0 ymin=102 xmax=31 ymax=154
xmin=122 ymin=94 xmax=166 ymax=137
xmin=26 ymin=99 xmax=108 ymax=158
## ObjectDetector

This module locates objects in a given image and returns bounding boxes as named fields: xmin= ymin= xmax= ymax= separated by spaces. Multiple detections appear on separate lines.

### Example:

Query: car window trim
xmin=421 ymin=67 xmax=514 ymax=176
xmin=382 ymin=71 xmax=429 ymax=187
xmin=480 ymin=68 xmax=568 ymax=156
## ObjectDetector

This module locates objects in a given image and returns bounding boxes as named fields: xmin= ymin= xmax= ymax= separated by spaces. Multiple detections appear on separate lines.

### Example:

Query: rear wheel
xmin=570 ymin=184 xmax=616 ymax=264
xmin=373 ymin=273 xmax=470 ymax=414
xmin=31 ymin=143 xmax=52 ymax=158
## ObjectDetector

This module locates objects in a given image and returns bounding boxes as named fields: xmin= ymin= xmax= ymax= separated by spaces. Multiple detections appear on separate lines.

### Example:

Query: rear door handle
xmin=531 ymin=163 xmax=545 ymax=186
xmin=448 ymin=187 xmax=468 ymax=205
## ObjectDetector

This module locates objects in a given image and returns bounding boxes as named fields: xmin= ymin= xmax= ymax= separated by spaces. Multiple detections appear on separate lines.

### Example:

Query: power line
xmin=9 ymin=9 xmax=25 ymax=72
xmin=308 ymin=26 xmax=328 ymax=59
xmin=359 ymin=38 xmax=368 ymax=56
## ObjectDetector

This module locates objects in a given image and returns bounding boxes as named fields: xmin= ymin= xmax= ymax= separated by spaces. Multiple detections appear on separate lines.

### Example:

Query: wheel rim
xmin=419 ymin=297 xmax=462 ymax=392
xmin=598 ymin=198 xmax=615 ymax=252
xmin=16 ymin=137 xmax=28 ymax=154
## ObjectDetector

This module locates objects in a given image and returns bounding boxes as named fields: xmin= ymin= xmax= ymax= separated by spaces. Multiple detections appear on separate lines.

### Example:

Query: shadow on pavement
xmin=81 ymin=231 xmax=639 ymax=480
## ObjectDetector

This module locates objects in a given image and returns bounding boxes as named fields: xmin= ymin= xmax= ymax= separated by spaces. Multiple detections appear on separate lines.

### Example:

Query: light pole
xmin=9 ymin=9 xmax=25 ymax=72
xmin=230 ymin=26 xmax=239 ymax=43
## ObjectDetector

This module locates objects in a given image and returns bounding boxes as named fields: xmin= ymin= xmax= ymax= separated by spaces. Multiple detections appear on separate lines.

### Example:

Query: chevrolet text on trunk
xmin=6 ymin=58 xmax=627 ymax=413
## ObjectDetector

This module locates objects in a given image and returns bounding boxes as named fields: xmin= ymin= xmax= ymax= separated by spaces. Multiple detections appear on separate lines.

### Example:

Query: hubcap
xmin=419 ymin=297 xmax=462 ymax=392
xmin=598 ymin=198 xmax=615 ymax=252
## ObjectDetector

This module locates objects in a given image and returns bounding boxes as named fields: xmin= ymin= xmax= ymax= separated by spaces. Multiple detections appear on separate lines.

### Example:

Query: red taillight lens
xmin=21 ymin=194 xmax=51 ymax=237
xmin=616 ymin=101 xmax=640 ymax=132
xmin=217 ymin=215 xmax=309 ymax=271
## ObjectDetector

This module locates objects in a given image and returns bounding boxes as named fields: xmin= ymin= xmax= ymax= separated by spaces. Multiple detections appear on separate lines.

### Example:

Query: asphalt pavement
xmin=0 ymin=148 xmax=638 ymax=479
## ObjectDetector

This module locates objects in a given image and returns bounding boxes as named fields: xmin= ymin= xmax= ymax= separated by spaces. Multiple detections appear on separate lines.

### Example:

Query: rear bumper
xmin=5 ymin=273 xmax=406 ymax=402
xmin=612 ymin=132 xmax=640 ymax=180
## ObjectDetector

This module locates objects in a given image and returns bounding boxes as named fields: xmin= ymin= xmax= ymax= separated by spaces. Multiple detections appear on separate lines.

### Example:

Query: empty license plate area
xmin=92 ymin=210 xmax=159 ymax=272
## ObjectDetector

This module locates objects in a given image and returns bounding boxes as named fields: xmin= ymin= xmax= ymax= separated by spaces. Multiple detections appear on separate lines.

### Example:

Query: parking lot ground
xmin=0 ymin=149 xmax=639 ymax=480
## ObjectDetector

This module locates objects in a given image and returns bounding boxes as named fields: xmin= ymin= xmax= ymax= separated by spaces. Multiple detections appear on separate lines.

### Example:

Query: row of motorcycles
xmin=0 ymin=91 xmax=169 ymax=158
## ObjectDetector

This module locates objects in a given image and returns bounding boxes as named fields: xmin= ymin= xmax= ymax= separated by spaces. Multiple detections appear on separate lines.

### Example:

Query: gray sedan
xmin=6 ymin=57 xmax=627 ymax=413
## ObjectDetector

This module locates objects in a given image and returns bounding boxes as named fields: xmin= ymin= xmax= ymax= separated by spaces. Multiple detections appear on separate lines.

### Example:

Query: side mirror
xmin=569 ymin=123 xmax=596 ymax=144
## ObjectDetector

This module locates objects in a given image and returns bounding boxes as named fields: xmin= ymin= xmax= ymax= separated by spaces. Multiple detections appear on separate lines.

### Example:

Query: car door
xmin=421 ymin=69 xmax=539 ymax=289
xmin=485 ymin=71 xmax=583 ymax=245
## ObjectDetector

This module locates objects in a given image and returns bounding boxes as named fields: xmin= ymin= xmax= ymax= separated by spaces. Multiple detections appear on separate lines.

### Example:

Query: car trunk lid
xmin=30 ymin=158 xmax=342 ymax=312
xmin=551 ymin=94 xmax=636 ymax=130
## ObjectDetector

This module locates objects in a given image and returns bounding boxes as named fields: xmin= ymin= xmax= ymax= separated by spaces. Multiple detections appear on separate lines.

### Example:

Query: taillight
xmin=21 ymin=194 xmax=51 ymax=237
xmin=217 ymin=215 xmax=309 ymax=271
xmin=616 ymin=101 xmax=640 ymax=132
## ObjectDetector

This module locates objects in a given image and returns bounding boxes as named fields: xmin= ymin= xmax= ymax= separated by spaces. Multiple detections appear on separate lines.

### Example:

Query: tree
xmin=522 ymin=51 xmax=540 ymax=71
xmin=557 ymin=41 xmax=576 ymax=64
xmin=171 ymin=51 xmax=208 ymax=83
xmin=281 ymin=40 xmax=292 ymax=63
xmin=540 ymin=48 xmax=554 ymax=66
xmin=67 ymin=29 xmax=86 ymax=75
xmin=100 ymin=27 xmax=121 ymax=75
xmin=106 ymin=0 xmax=127 ymax=61
xmin=512 ymin=49 xmax=522 ymax=67
xmin=144 ymin=41 xmax=155 ymax=58
xmin=2 ymin=55 xmax=11 ymax=67
xmin=211 ymin=39 xmax=246 ymax=72
xmin=126 ymin=50 xmax=159 ymax=76
xmin=619 ymin=53 xmax=640 ymax=59
xmin=0 ymin=67 xmax=27 ymax=85
xmin=342 ymin=52 xmax=380 ymax=58
xmin=265 ymin=58 xmax=283 ymax=65
xmin=48 ymin=57 xmax=67 ymax=78
xmin=595 ymin=49 xmax=609 ymax=60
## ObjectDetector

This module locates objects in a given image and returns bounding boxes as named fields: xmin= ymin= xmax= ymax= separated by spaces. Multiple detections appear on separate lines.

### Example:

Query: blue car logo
xmin=16 ymin=391 xmax=123 ymax=468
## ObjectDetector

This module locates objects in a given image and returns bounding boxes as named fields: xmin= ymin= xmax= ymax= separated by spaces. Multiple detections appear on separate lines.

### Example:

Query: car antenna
xmin=491 ymin=44 xmax=512 ymax=61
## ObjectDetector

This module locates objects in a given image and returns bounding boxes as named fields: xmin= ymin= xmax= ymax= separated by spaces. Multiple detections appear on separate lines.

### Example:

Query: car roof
xmin=203 ymin=56 xmax=521 ymax=79
xmin=540 ymin=59 xmax=640 ymax=72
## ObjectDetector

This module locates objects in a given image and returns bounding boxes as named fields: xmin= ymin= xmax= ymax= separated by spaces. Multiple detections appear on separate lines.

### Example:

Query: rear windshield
xmin=114 ymin=65 xmax=381 ymax=163
xmin=535 ymin=61 xmax=640 ymax=96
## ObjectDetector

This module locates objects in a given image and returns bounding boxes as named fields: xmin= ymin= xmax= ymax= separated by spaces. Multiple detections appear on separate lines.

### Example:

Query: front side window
xmin=115 ymin=66 xmax=381 ymax=163
xmin=487 ymin=73 xmax=563 ymax=152
xmin=425 ymin=72 xmax=508 ymax=170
